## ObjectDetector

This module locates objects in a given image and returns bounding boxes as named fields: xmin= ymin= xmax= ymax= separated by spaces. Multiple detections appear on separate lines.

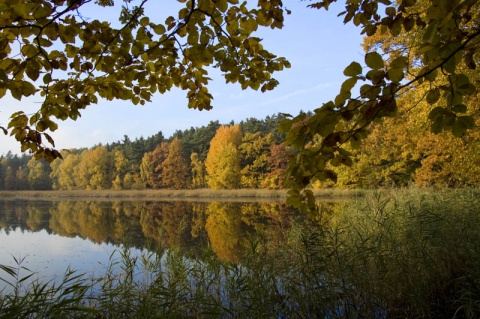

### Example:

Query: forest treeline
xmin=0 ymin=109 xmax=479 ymax=191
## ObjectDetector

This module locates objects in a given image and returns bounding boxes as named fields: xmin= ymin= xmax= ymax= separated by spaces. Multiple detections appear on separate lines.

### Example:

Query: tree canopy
xmin=0 ymin=0 xmax=289 ymax=160
xmin=1 ymin=0 xmax=479 ymax=211
xmin=279 ymin=0 xmax=480 ymax=211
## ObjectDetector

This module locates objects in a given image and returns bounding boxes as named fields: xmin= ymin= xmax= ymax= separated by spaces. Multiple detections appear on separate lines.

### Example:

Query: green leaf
xmin=360 ymin=84 xmax=381 ymax=100
xmin=428 ymin=106 xmax=446 ymax=120
xmin=29 ymin=113 xmax=40 ymax=125
xmin=403 ymin=16 xmax=415 ymax=31
xmin=349 ymin=135 xmax=361 ymax=149
xmin=365 ymin=51 xmax=384 ymax=70
xmin=43 ymin=73 xmax=52 ymax=84
xmin=390 ymin=56 xmax=408 ymax=69
xmin=139 ymin=17 xmax=149 ymax=26
xmin=25 ymin=63 xmax=40 ymax=81
xmin=366 ymin=69 xmax=385 ymax=84
xmin=153 ymin=24 xmax=166 ymax=35
xmin=8 ymin=113 xmax=28 ymax=128
xmin=452 ymin=116 xmax=473 ymax=137
xmin=278 ymin=119 xmax=292 ymax=133
xmin=454 ymin=74 xmax=475 ymax=96
xmin=443 ymin=55 xmax=457 ymax=74
xmin=216 ymin=0 xmax=228 ymax=12
xmin=335 ymin=91 xmax=350 ymax=107
xmin=36 ymin=120 xmax=47 ymax=132
xmin=343 ymin=62 xmax=362 ymax=76
xmin=421 ymin=68 xmax=438 ymax=82
xmin=21 ymin=44 xmax=37 ymax=58
xmin=387 ymin=68 xmax=403 ymax=82
xmin=431 ymin=118 xmax=444 ymax=134
xmin=457 ymin=115 xmax=474 ymax=129
xmin=426 ymin=88 xmax=440 ymax=104
xmin=452 ymin=104 xmax=467 ymax=113
xmin=341 ymin=77 xmax=357 ymax=92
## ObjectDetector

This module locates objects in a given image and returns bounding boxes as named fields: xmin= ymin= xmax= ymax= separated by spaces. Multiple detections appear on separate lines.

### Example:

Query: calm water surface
xmin=0 ymin=199 xmax=327 ymax=288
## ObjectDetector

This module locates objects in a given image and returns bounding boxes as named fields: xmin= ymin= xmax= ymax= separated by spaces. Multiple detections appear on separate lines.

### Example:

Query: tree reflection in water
xmin=0 ymin=199 xmax=330 ymax=263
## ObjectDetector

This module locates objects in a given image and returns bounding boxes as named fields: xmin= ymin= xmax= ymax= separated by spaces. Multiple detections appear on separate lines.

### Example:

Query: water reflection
xmin=0 ymin=199 xmax=317 ymax=264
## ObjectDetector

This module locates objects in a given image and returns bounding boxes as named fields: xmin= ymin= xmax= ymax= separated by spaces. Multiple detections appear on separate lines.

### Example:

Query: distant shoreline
xmin=0 ymin=189 xmax=365 ymax=202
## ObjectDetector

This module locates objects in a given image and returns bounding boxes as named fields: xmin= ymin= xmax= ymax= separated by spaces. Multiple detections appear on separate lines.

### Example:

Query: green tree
xmin=15 ymin=167 xmax=29 ymax=190
xmin=0 ymin=160 xmax=5 ymax=190
xmin=205 ymin=125 xmax=242 ymax=189
xmin=0 ymin=153 xmax=30 ymax=189
xmin=0 ymin=0 xmax=289 ymax=160
xmin=173 ymin=120 xmax=221 ymax=161
xmin=3 ymin=167 xmax=15 ymax=190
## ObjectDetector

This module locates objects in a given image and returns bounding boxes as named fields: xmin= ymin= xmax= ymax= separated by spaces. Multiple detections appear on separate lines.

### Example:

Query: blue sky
xmin=0 ymin=1 xmax=364 ymax=155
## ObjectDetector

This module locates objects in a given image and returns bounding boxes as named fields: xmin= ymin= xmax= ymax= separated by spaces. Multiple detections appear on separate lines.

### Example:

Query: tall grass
xmin=1 ymin=188 xmax=479 ymax=318
xmin=0 ymin=256 xmax=93 ymax=318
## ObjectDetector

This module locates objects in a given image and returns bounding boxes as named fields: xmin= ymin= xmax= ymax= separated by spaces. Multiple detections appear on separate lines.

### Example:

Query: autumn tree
xmin=140 ymin=202 xmax=194 ymax=249
xmin=308 ymin=1 xmax=480 ymax=190
xmin=280 ymin=0 xmax=480 ymax=210
xmin=0 ymin=0 xmax=478 ymax=211
xmin=413 ymin=129 xmax=480 ymax=187
xmin=400 ymin=87 xmax=480 ymax=187
xmin=50 ymin=151 xmax=82 ymax=190
xmin=204 ymin=202 xmax=246 ymax=263
xmin=139 ymin=151 xmax=153 ymax=189
xmin=27 ymin=157 xmax=52 ymax=190
xmin=239 ymin=132 xmax=274 ymax=188
xmin=262 ymin=142 xmax=290 ymax=189
xmin=160 ymin=137 xmax=190 ymax=189
xmin=75 ymin=146 xmax=112 ymax=190
xmin=111 ymin=148 xmax=129 ymax=190
xmin=205 ymin=125 xmax=242 ymax=189
xmin=144 ymin=141 xmax=170 ymax=188
xmin=190 ymin=152 xmax=206 ymax=188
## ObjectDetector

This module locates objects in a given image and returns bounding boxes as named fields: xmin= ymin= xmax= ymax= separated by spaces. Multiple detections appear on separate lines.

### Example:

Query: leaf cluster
xmin=0 ymin=0 xmax=290 ymax=159
xmin=282 ymin=0 xmax=480 ymax=211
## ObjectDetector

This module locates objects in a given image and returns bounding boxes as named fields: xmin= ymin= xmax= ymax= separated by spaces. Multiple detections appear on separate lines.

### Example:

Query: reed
xmin=1 ymin=188 xmax=479 ymax=318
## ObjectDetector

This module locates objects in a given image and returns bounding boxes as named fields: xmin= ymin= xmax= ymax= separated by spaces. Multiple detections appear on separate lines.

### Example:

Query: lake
xmin=0 ymin=198 xmax=321 ymax=287
xmin=1 ymin=190 xmax=479 ymax=318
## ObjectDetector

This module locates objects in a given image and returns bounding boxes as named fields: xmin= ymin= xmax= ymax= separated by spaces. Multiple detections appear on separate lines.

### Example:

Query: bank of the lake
xmin=0 ymin=188 xmax=367 ymax=201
